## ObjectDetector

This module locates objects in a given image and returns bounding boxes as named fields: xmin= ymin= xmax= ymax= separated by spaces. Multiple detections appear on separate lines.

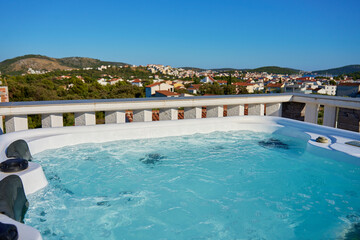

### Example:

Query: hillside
xmin=0 ymin=55 xmax=128 ymax=75
xmin=313 ymin=65 xmax=360 ymax=76
xmin=181 ymin=67 xmax=206 ymax=71
xmin=250 ymin=66 xmax=300 ymax=75
xmin=182 ymin=66 xmax=298 ymax=74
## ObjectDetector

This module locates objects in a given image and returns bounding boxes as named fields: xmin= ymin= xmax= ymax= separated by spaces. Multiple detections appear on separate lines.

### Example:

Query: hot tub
xmin=0 ymin=116 xmax=359 ymax=239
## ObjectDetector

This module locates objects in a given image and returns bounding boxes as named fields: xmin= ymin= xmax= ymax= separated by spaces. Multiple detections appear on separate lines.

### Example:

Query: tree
xmin=199 ymin=83 xmax=224 ymax=95
xmin=329 ymin=80 xmax=337 ymax=85
xmin=223 ymin=85 xmax=236 ymax=95
xmin=237 ymin=86 xmax=248 ymax=94
xmin=227 ymin=74 xmax=232 ymax=86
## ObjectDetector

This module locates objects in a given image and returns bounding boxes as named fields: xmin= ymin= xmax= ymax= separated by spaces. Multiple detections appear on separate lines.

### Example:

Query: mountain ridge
xmin=0 ymin=55 xmax=359 ymax=76
xmin=0 ymin=55 xmax=128 ymax=75
xmin=312 ymin=65 xmax=360 ymax=76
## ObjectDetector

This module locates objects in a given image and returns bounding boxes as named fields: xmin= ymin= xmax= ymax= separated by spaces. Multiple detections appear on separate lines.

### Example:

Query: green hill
xmin=181 ymin=66 xmax=299 ymax=74
xmin=313 ymin=65 xmax=360 ymax=76
xmin=0 ymin=55 xmax=128 ymax=75
xmin=250 ymin=66 xmax=300 ymax=75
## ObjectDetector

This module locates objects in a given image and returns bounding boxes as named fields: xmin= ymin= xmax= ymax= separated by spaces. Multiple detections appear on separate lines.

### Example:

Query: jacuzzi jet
xmin=96 ymin=201 xmax=111 ymax=207
xmin=5 ymin=140 xmax=32 ymax=161
xmin=258 ymin=138 xmax=289 ymax=149
xmin=316 ymin=136 xmax=329 ymax=143
xmin=139 ymin=153 xmax=165 ymax=165
xmin=0 ymin=159 xmax=28 ymax=173
xmin=0 ymin=175 xmax=29 ymax=222
xmin=0 ymin=222 xmax=18 ymax=240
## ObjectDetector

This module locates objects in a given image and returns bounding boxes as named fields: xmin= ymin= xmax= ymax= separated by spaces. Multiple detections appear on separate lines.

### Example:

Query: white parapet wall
xmin=0 ymin=93 xmax=359 ymax=134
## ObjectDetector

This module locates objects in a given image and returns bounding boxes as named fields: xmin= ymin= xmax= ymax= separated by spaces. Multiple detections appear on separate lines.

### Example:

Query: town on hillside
xmin=0 ymin=63 xmax=360 ymax=106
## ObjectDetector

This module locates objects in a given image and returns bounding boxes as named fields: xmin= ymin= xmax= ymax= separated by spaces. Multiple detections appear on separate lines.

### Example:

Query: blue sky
xmin=0 ymin=0 xmax=359 ymax=71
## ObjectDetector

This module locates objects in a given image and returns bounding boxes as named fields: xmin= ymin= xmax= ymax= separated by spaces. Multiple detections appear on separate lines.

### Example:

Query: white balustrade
xmin=5 ymin=115 xmax=28 ymax=133
xmin=304 ymin=103 xmax=319 ymax=124
xmin=105 ymin=111 xmax=126 ymax=124
xmin=266 ymin=103 xmax=282 ymax=117
xmin=184 ymin=107 xmax=202 ymax=119
xmin=159 ymin=108 xmax=178 ymax=121
xmin=207 ymin=106 xmax=223 ymax=118
xmin=133 ymin=110 xmax=152 ymax=122
xmin=75 ymin=112 xmax=96 ymax=126
xmin=0 ymin=94 xmax=359 ymax=133
xmin=0 ymin=116 xmax=3 ymax=133
xmin=248 ymin=104 xmax=265 ymax=116
xmin=323 ymin=106 xmax=337 ymax=127
xmin=42 ymin=114 xmax=63 ymax=128
xmin=227 ymin=104 xmax=244 ymax=116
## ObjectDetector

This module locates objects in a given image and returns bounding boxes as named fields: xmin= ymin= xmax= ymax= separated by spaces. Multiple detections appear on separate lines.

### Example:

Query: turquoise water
xmin=25 ymin=131 xmax=360 ymax=240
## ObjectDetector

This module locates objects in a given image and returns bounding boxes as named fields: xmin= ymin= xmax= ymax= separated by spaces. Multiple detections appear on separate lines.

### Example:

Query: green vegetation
xmin=250 ymin=66 xmax=300 ymax=75
xmin=339 ymin=71 xmax=360 ymax=80
xmin=3 ymin=68 xmax=148 ymax=102
xmin=1 ymin=67 xmax=147 ymax=127
xmin=317 ymin=106 xmax=324 ymax=125
xmin=313 ymin=65 xmax=360 ymax=76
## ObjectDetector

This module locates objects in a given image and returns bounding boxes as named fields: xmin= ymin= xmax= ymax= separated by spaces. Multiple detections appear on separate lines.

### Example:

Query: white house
xmin=131 ymin=79 xmax=143 ymax=87
xmin=325 ymin=85 xmax=337 ymax=96
xmin=200 ymin=76 xmax=216 ymax=84
xmin=97 ymin=78 xmax=108 ymax=86
xmin=109 ymin=78 xmax=123 ymax=85
xmin=145 ymin=82 xmax=174 ymax=97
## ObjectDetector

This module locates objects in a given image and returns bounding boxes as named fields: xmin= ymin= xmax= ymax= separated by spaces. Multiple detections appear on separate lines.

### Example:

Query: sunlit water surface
xmin=25 ymin=131 xmax=360 ymax=239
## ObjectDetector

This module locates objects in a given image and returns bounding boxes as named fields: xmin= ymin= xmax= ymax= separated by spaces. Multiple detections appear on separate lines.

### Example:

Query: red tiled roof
xmin=266 ymin=83 xmax=284 ymax=88
xmin=296 ymin=77 xmax=316 ymax=82
xmin=132 ymin=79 xmax=141 ymax=83
xmin=155 ymin=90 xmax=180 ymax=96
xmin=232 ymin=82 xmax=254 ymax=86
xmin=188 ymin=84 xmax=202 ymax=90
xmin=146 ymin=82 xmax=162 ymax=87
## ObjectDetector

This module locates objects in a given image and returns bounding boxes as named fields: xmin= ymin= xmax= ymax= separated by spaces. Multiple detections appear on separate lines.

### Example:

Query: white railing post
xmin=184 ymin=107 xmax=202 ymax=119
xmin=105 ymin=111 xmax=126 ymax=124
xmin=266 ymin=103 xmax=282 ymax=117
xmin=0 ymin=116 xmax=3 ymax=134
xmin=133 ymin=110 xmax=152 ymax=122
xmin=323 ymin=105 xmax=337 ymax=127
xmin=75 ymin=112 xmax=96 ymax=126
xmin=41 ymin=114 xmax=63 ymax=128
xmin=248 ymin=104 xmax=265 ymax=116
xmin=304 ymin=103 xmax=319 ymax=124
xmin=159 ymin=108 xmax=178 ymax=121
xmin=227 ymin=105 xmax=244 ymax=116
xmin=5 ymin=115 xmax=28 ymax=132
xmin=207 ymin=106 xmax=223 ymax=118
